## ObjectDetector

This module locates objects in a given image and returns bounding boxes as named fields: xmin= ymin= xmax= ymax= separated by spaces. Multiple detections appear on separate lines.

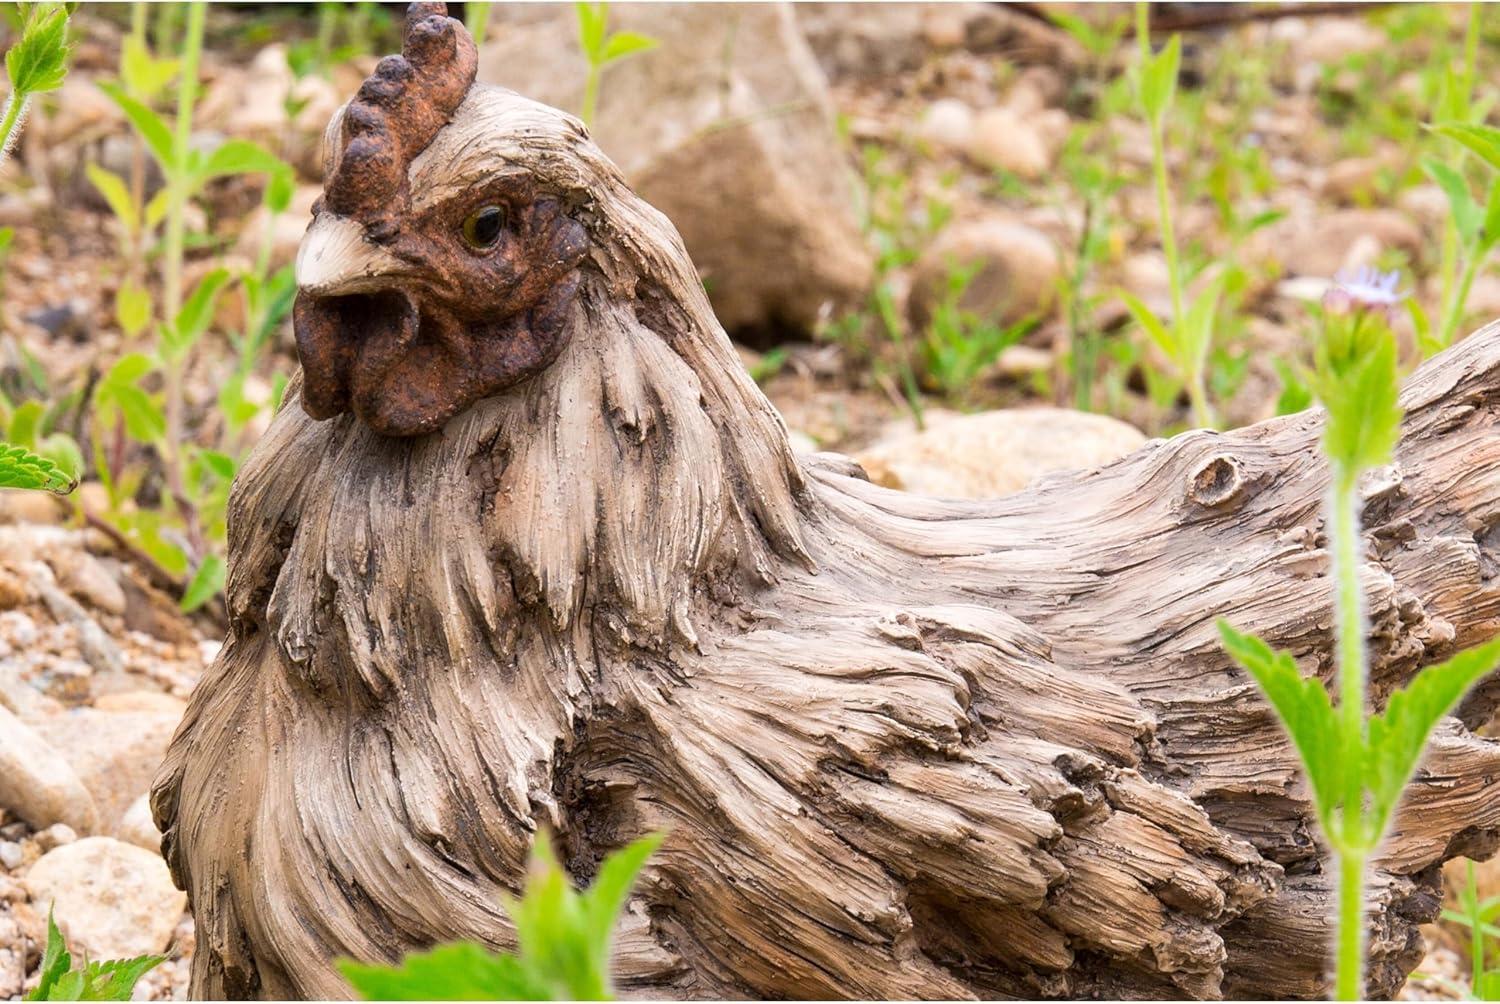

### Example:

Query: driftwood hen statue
xmin=155 ymin=5 xmax=1500 ymax=1000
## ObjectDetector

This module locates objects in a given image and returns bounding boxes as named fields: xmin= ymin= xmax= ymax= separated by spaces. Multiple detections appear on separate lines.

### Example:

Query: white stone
xmin=117 ymin=795 xmax=162 ymax=854
xmin=22 ymin=837 xmax=185 ymax=960
xmin=856 ymin=408 xmax=1147 ymax=499
xmin=0 ymin=705 xmax=98 ymax=834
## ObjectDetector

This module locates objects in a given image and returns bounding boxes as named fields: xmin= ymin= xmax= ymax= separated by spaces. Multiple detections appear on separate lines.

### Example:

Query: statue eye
xmin=461 ymin=205 xmax=506 ymax=249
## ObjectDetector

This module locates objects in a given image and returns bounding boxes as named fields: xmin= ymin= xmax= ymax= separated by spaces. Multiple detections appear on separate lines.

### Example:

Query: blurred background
xmin=1 ymin=2 xmax=1499 ymax=999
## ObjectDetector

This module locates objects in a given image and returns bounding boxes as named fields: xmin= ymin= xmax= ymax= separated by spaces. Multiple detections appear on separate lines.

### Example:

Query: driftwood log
xmin=153 ymin=5 xmax=1500 ymax=1000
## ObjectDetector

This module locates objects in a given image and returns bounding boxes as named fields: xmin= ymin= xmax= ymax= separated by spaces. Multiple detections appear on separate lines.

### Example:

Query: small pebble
xmin=0 ymin=841 xmax=21 ymax=870
xmin=34 ymin=823 xmax=76 ymax=852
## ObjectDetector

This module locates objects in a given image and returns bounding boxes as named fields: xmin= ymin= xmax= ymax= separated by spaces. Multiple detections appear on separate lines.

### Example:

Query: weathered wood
xmin=154 ymin=8 xmax=1500 ymax=1000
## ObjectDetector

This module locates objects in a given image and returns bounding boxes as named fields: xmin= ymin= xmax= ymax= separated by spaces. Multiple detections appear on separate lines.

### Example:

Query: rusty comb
xmin=323 ymin=2 xmax=478 ymax=219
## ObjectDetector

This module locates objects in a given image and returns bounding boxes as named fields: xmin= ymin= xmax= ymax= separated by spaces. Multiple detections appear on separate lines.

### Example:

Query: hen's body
xmin=155 ymin=18 xmax=1500 ymax=1000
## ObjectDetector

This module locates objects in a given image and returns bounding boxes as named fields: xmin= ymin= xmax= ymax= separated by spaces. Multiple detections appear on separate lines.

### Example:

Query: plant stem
xmin=162 ymin=1 xmax=206 ymax=550
xmin=0 ymin=92 xmax=28 ymax=166
xmin=1440 ymin=245 xmax=1482 ymax=349
xmin=581 ymin=63 xmax=600 ymax=127
xmin=466 ymin=1 xmax=491 ymax=48
xmin=1335 ymin=847 xmax=1368 ymax=1002
xmin=1330 ymin=463 xmax=1369 ymax=1000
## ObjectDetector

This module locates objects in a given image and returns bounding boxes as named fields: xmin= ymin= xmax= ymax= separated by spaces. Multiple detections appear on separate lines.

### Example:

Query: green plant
xmin=920 ymin=261 xmax=1035 ymax=401
xmin=1440 ymin=861 xmax=1500 ymax=999
xmin=1121 ymin=3 xmax=1220 ymax=429
xmin=339 ymin=832 xmax=663 ymax=1002
xmin=1219 ymin=282 xmax=1500 ymax=1000
xmin=86 ymin=1 xmax=293 ymax=608
xmin=24 ymin=907 xmax=164 ymax=1001
xmin=2 ymin=1 xmax=70 ymax=158
xmin=1425 ymin=114 xmax=1500 ymax=356
xmin=574 ymin=2 xmax=656 ymax=127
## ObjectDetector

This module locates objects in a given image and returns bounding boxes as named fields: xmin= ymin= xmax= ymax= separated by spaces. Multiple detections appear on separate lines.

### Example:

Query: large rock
xmin=907 ymin=215 xmax=1061 ymax=332
xmin=1249 ymin=209 xmax=1423 ymax=278
xmin=30 ymin=709 xmax=181 ymax=834
xmin=0 ymin=705 xmax=98 ymax=834
xmin=478 ymin=3 xmax=873 ymax=336
xmin=855 ymin=408 xmax=1147 ymax=499
xmin=21 ymin=837 xmax=185 ymax=960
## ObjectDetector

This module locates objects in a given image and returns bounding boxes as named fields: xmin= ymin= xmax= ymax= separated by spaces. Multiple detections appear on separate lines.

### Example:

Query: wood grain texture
xmin=154 ymin=81 xmax=1500 ymax=1001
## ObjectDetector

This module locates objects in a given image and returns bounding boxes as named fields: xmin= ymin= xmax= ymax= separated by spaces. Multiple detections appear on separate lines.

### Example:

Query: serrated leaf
xmin=7 ymin=3 xmax=70 ymax=96
xmin=1423 ymin=157 xmax=1481 ymax=243
xmin=85 ymin=163 xmax=137 ymax=233
xmin=180 ymin=555 xmax=223 ymax=613
xmin=77 ymin=954 xmax=166 ymax=1001
xmin=601 ymin=30 xmax=657 ymax=63
xmin=0 ymin=441 xmax=76 ymax=493
xmin=1364 ymin=636 xmax=1500 ymax=838
xmin=1219 ymin=621 xmax=1344 ymax=831
xmin=97 ymin=82 xmax=174 ymax=169
xmin=340 ymin=943 xmax=550 ymax=1001
xmin=1431 ymin=122 xmax=1500 ymax=174
xmin=25 ymin=907 xmax=71 ymax=1001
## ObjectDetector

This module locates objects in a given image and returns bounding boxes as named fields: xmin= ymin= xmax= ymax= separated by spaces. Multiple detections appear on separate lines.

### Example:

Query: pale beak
xmin=294 ymin=215 xmax=408 ymax=298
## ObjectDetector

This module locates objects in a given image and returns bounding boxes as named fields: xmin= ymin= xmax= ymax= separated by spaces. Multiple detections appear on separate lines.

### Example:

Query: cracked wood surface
xmin=154 ymin=72 xmax=1500 ymax=1002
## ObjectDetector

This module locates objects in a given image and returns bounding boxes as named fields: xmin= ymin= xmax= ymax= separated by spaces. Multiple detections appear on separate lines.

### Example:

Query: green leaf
xmin=97 ymin=353 xmax=165 ymax=444
xmin=582 ymin=832 xmax=662 ymax=951
xmin=195 ymin=139 xmax=287 ymax=185
xmin=165 ymin=268 xmax=231 ymax=359
xmin=1181 ymin=274 xmax=1224 ymax=376
xmin=1138 ymin=34 xmax=1181 ymax=125
xmin=115 ymin=282 xmax=151 ymax=339
xmin=1483 ymin=175 xmax=1500 ymax=252
xmin=339 ymin=942 xmax=550 ymax=1001
xmin=76 ymin=955 xmax=166 ymax=1001
xmin=600 ymin=30 xmax=657 ymax=64
xmin=0 ymin=441 xmax=76 ymax=493
xmin=7 ymin=400 xmax=43 ymax=448
xmin=97 ymin=82 xmax=174 ymax=168
xmin=1431 ymin=122 xmax=1500 ymax=174
xmin=179 ymin=555 xmax=223 ymax=613
xmin=1314 ymin=315 xmax=1403 ymax=476
xmin=1120 ymin=290 xmax=1176 ymax=364
xmin=1219 ymin=621 xmax=1344 ymax=831
xmin=25 ymin=908 xmax=71 ymax=1002
xmin=85 ymin=164 xmax=138 ymax=233
xmin=7 ymin=3 xmax=70 ymax=97
xmin=1364 ymin=636 xmax=1500 ymax=837
xmin=265 ymin=168 xmax=295 ymax=215
xmin=1423 ymin=158 xmax=1481 ymax=244
xmin=341 ymin=832 xmax=661 ymax=1002
xmin=119 ymin=33 xmax=177 ymax=100
xmin=575 ymin=2 xmax=606 ymax=61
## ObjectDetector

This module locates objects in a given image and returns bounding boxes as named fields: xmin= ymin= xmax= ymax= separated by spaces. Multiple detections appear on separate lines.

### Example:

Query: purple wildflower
xmin=1323 ymin=266 xmax=1406 ymax=317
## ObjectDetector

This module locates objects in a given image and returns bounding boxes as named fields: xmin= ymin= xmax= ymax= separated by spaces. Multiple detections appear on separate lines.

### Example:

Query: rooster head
xmin=292 ymin=2 xmax=590 ymax=437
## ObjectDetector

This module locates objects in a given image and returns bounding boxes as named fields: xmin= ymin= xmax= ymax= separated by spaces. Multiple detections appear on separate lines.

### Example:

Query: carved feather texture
xmin=155 ymin=79 xmax=1500 ymax=1003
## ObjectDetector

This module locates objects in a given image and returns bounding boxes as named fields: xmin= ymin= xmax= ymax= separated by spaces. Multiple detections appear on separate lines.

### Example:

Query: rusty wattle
xmin=292 ymin=2 xmax=589 ymax=437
